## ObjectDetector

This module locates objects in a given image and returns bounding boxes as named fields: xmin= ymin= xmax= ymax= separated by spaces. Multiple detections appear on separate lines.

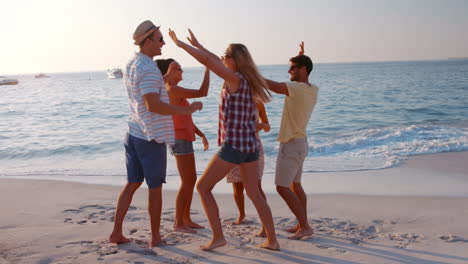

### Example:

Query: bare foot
xmin=149 ymin=238 xmax=167 ymax=248
xmin=233 ymin=215 xmax=245 ymax=225
xmin=288 ymin=227 xmax=313 ymax=240
xmin=255 ymin=227 xmax=266 ymax=238
xmin=186 ymin=221 xmax=205 ymax=229
xmin=200 ymin=238 xmax=227 ymax=251
xmin=174 ymin=225 xmax=196 ymax=233
xmin=258 ymin=240 xmax=280 ymax=251
xmin=108 ymin=233 xmax=131 ymax=244
xmin=285 ymin=224 xmax=299 ymax=233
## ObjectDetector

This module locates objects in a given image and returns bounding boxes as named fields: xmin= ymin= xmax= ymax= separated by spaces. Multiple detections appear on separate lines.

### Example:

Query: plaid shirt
xmin=218 ymin=73 xmax=259 ymax=152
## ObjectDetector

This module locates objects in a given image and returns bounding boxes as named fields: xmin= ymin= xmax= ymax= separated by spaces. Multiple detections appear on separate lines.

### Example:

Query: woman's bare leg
xmin=232 ymin=182 xmax=246 ymax=224
xmin=174 ymin=153 xmax=200 ymax=233
xmin=239 ymin=162 xmax=280 ymax=251
xmin=256 ymin=180 xmax=267 ymax=237
xmin=196 ymin=155 xmax=236 ymax=251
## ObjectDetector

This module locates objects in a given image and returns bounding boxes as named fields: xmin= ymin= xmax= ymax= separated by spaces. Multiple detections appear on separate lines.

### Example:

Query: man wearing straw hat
xmin=109 ymin=20 xmax=203 ymax=248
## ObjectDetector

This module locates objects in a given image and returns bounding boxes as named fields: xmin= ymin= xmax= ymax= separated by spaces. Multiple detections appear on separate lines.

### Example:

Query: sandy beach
xmin=1 ymin=152 xmax=468 ymax=264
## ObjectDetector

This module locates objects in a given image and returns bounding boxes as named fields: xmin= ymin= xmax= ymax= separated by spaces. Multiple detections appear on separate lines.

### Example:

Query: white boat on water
xmin=0 ymin=79 xmax=19 ymax=85
xmin=107 ymin=68 xmax=123 ymax=79
xmin=34 ymin=73 xmax=50 ymax=78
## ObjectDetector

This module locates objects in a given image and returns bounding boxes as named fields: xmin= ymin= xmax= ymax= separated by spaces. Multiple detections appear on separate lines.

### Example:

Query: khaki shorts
xmin=275 ymin=137 xmax=308 ymax=187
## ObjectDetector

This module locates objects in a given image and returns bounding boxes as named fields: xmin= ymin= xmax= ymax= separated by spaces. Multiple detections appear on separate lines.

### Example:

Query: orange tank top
xmin=172 ymin=98 xmax=196 ymax=141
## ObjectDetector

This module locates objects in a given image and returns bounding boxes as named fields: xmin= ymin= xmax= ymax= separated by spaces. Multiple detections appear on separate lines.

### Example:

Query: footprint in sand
xmin=307 ymin=217 xmax=392 ymax=246
xmin=163 ymin=231 xmax=201 ymax=245
xmin=316 ymin=245 xmax=330 ymax=249
xmin=62 ymin=204 xmax=145 ymax=225
xmin=383 ymin=232 xmax=425 ymax=248
xmin=161 ymin=209 xmax=175 ymax=222
xmin=316 ymin=245 xmax=346 ymax=253
xmin=56 ymin=240 xmax=105 ymax=256
xmin=222 ymin=217 xmax=237 ymax=224
xmin=275 ymin=217 xmax=298 ymax=229
xmin=440 ymin=235 xmax=468 ymax=242
xmin=50 ymin=256 xmax=78 ymax=264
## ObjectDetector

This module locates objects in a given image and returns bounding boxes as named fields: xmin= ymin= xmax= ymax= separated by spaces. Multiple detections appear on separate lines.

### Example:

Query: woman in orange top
xmin=156 ymin=59 xmax=210 ymax=233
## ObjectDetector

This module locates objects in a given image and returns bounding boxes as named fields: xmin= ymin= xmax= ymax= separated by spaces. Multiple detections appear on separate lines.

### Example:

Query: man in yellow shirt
xmin=265 ymin=42 xmax=318 ymax=240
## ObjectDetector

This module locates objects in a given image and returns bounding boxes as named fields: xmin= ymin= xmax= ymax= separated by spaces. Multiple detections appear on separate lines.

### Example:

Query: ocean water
xmin=1 ymin=60 xmax=468 ymax=193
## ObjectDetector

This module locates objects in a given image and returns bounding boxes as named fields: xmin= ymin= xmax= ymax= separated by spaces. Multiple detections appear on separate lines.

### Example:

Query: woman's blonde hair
xmin=227 ymin=44 xmax=271 ymax=103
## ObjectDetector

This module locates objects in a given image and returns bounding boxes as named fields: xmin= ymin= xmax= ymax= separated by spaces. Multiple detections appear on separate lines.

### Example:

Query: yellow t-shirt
xmin=277 ymin=82 xmax=318 ymax=143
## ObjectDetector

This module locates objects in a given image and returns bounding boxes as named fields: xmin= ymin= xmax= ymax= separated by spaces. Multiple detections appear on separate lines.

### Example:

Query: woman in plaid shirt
xmin=169 ymin=29 xmax=280 ymax=251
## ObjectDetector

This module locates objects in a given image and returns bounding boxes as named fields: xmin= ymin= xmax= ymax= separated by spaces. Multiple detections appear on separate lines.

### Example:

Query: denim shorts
xmin=170 ymin=139 xmax=194 ymax=155
xmin=124 ymin=133 xmax=167 ymax=189
xmin=217 ymin=143 xmax=259 ymax=165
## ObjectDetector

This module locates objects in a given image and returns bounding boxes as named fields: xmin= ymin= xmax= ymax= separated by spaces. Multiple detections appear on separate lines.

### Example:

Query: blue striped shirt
xmin=124 ymin=52 xmax=174 ymax=144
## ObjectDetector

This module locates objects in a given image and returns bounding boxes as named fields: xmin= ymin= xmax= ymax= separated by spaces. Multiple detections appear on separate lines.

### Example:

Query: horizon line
xmin=2 ymin=57 xmax=467 ymax=76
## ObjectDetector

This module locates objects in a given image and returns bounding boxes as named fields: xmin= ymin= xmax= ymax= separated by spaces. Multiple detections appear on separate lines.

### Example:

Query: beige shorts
xmin=275 ymin=137 xmax=308 ymax=187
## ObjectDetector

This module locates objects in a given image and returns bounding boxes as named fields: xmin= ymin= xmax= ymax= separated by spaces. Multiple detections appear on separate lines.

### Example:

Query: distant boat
xmin=0 ymin=79 xmax=19 ymax=85
xmin=107 ymin=68 xmax=123 ymax=79
xmin=34 ymin=73 xmax=50 ymax=78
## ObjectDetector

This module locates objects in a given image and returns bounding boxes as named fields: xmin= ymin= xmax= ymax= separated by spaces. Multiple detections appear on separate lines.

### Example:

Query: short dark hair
xmin=289 ymin=55 xmax=313 ymax=75
xmin=155 ymin=58 xmax=175 ymax=75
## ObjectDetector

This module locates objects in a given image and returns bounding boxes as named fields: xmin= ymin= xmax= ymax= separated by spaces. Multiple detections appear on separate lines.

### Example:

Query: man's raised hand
xmin=299 ymin=41 xmax=304 ymax=55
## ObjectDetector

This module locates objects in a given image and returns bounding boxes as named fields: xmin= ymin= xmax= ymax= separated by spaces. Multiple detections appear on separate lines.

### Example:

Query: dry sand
xmin=1 ymin=152 xmax=467 ymax=264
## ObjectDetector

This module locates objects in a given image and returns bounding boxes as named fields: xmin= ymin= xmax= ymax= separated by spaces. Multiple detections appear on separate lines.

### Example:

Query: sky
xmin=1 ymin=0 xmax=468 ymax=75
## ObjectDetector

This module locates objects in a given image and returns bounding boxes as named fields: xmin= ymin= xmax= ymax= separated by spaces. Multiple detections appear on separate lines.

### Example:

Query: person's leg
xmin=255 ymin=180 xmax=267 ymax=237
xmin=109 ymin=182 xmax=142 ymax=243
xmin=240 ymin=161 xmax=280 ymax=251
xmin=138 ymin=139 xmax=167 ymax=247
xmin=232 ymin=182 xmax=246 ymax=224
xmin=181 ymin=154 xmax=204 ymax=229
xmin=174 ymin=153 xmax=200 ymax=233
xmin=196 ymin=155 xmax=236 ymax=251
xmin=285 ymin=182 xmax=307 ymax=233
xmin=284 ymin=138 xmax=310 ymax=235
xmin=256 ymin=142 xmax=267 ymax=237
xmin=275 ymin=138 xmax=312 ymax=239
xmin=148 ymin=186 xmax=164 ymax=247
xmin=110 ymin=133 xmax=143 ymax=243
xmin=276 ymin=185 xmax=313 ymax=239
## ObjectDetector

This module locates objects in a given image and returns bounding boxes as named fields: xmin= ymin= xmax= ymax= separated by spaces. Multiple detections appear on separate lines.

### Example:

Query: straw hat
xmin=133 ymin=20 xmax=160 ymax=45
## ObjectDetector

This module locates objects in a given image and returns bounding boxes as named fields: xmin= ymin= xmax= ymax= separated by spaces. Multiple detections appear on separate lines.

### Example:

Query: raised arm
xmin=140 ymin=71 xmax=202 ymax=115
xmin=187 ymin=29 xmax=220 ymax=62
xmin=168 ymin=67 xmax=210 ymax=99
xmin=299 ymin=41 xmax=304 ymax=55
xmin=265 ymin=79 xmax=289 ymax=96
xmin=168 ymin=29 xmax=240 ymax=94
